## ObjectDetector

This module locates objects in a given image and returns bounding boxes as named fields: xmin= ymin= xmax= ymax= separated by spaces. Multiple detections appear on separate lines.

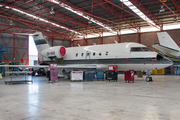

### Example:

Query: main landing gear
xmin=146 ymin=70 xmax=153 ymax=82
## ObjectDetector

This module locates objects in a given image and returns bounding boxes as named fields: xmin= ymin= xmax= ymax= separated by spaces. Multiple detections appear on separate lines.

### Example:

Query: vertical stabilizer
xmin=32 ymin=32 xmax=51 ymax=61
xmin=157 ymin=32 xmax=179 ymax=50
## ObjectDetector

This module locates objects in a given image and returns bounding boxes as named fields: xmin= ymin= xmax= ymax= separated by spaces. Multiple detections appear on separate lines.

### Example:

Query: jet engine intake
xmin=41 ymin=46 xmax=66 ymax=59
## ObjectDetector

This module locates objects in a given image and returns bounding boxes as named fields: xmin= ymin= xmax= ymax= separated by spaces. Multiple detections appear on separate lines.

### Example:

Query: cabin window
xmin=106 ymin=52 xmax=108 ymax=55
xmin=99 ymin=53 xmax=101 ymax=56
xmin=76 ymin=53 xmax=78 ymax=57
xmin=81 ymin=53 xmax=84 ymax=57
xmin=93 ymin=52 xmax=95 ymax=56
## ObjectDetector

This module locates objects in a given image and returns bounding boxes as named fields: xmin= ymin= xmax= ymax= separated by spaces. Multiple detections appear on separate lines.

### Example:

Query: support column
xmin=48 ymin=37 xmax=51 ymax=45
xmin=99 ymin=32 xmax=103 ymax=44
xmin=160 ymin=24 xmax=163 ymax=32
xmin=83 ymin=34 xmax=87 ymax=46
xmin=70 ymin=39 xmax=74 ymax=47
xmin=137 ymin=28 xmax=141 ymax=43
xmin=117 ymin=29 xmax=121 ymax=43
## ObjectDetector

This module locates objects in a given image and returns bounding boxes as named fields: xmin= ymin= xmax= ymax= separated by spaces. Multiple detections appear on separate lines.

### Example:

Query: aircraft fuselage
xmin=40 ymin=42 xmax=172 ymax=71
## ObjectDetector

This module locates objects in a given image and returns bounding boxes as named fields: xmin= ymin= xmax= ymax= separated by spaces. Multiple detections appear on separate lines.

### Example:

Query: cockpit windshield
xmin=130 ymin=47 xmax=153 ymax=52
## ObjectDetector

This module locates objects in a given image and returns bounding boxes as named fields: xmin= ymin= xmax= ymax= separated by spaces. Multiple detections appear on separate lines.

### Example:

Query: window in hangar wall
xmin=29 ymin=35 xmax=38 ymax=65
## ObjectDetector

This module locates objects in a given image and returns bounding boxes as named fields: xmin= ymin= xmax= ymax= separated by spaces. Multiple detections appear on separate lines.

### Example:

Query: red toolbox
xmin=124 ymin=70 xmax=134 ymax=83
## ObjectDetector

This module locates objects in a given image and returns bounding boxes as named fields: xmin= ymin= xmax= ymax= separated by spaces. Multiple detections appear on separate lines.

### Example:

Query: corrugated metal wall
xmin=0 ymin=33 xmax=28 ymax=65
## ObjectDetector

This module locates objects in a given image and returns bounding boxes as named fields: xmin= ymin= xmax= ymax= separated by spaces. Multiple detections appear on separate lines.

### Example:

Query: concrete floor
xmin=0 ymin=74 xmax=180 ymax=120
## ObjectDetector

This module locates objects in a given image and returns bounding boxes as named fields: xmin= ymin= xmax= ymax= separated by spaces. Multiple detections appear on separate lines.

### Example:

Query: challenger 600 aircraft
xmin=0 ymin=32 xmax=173 ymax=81
xmin=152 ymin=32 xmax=180 ymax=65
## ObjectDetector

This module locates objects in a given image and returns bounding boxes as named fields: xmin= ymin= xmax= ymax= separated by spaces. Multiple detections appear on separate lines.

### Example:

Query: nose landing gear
xmin=146 ymin=70 xmax=153 ymax=82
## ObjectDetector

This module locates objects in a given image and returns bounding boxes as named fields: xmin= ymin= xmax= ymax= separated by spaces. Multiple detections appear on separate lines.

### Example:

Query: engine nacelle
xmin=41 ymin=46 xmax=66 ymax=59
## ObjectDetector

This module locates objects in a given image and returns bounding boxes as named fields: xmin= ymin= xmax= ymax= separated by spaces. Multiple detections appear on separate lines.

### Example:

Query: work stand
xmin=4 ymin=71 xmax=33 ymax=84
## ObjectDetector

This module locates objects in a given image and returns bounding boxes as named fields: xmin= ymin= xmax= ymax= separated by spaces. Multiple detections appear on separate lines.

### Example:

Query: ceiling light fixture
xmin=161 ymin=0 xmax=167 ymax=2
xmin=159 ymin=5 xmax=165 ymax=13
xmin=50 ymin=7 xmax=55 ymax=14
xmin=88 ymin=18 xmax=92 ymax=24
xmin=9 ymin=20 xmax=14 ymax=25
xmin=174 ymin=17 xmax=177 ymax=23
xmin=47 ymin=27 xmax=50 ymax=31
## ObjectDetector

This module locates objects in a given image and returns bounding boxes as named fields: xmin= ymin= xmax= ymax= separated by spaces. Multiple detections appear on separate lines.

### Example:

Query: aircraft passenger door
xmin=86 ymin=51 xmax=91 ymax=59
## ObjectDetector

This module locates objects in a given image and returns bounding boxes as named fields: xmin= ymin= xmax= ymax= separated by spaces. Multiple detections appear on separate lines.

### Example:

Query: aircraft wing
xmin=0 ymin=64 xmax=97 ymax=70
xmin=152 ymin=44 xmax=179 ymax=54
xmin=0 ymin=65 xmax=49 ymax=68
xmin=57 ymin=64 xmax=97 ymax=69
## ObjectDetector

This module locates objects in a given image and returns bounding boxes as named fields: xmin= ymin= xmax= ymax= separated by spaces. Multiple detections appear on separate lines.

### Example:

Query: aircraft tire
xmin=146 ymin=77 xmax=153 ymax=82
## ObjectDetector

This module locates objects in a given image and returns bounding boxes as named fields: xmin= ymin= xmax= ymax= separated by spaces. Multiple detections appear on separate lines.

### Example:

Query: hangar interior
xmin=0 ymin=0 xmax=180 ymax=73
xmin=0 ymin=0 xmax=180 ymax=119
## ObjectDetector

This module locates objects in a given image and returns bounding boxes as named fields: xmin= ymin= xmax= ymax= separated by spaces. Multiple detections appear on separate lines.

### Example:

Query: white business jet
xmin=152 ymin=32 xmax=180 ymax=65
xmin=0 ymin=32 xmax=173 ymax=81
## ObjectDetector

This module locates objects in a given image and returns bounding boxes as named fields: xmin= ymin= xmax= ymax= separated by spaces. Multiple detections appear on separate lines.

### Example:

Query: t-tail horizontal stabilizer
xmin=152 ymin=32 xmax=180 ymax=56
xmin=152 ymin=44 xmax=179 ymax=54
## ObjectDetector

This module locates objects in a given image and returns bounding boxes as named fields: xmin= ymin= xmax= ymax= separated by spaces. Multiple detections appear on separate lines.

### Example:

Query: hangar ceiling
xmin=0 ymin=0 xmax=179 ymax=40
